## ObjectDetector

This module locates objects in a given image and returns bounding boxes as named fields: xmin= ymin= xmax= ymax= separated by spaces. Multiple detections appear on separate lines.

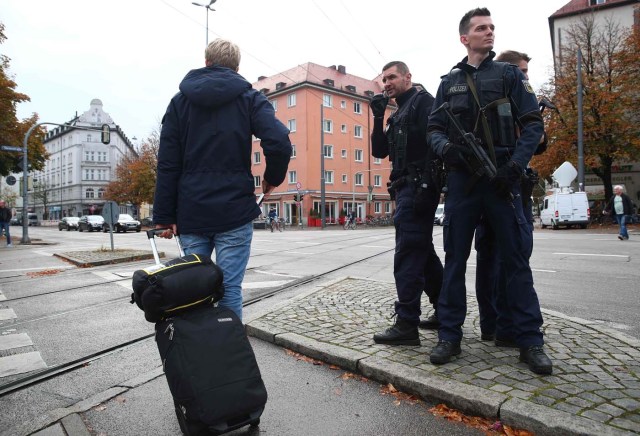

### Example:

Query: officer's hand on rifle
xmin=370 ymin=94 xmax=389 ymax=118
xmin=442 ymin=142 xmax=473 ymax=167
xmin=493 ymin=161 xmax=522 ymax=200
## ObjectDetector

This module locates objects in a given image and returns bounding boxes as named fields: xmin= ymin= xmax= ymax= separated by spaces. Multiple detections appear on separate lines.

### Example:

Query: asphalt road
xmin=0 ymin=224 xmax=637 ymax=435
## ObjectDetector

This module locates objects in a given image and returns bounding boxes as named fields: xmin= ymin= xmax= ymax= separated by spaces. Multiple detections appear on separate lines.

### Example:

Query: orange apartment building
xmin=251 ymin=62 xmax=395 ymax=227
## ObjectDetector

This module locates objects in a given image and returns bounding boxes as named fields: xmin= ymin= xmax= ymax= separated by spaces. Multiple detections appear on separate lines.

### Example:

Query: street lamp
xmin=192 ymin=0 xmax=217 ymax=46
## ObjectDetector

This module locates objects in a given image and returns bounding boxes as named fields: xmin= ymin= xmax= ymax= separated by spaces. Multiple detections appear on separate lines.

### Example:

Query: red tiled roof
xmin=252 ymin=62 xmax=383 ymax=97
xmin=550 ymin=0 xmax=637 ymax=19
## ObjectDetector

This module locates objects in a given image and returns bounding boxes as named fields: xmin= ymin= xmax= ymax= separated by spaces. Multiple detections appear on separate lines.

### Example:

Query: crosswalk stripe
xmin=0 ymin=309 xmax=17 ymax=321
xmin=0 ymin=352 xmax=47 ymax=377
xmin=243 ymin=280 xmax=291 ymax=289
xmin=0 ymin=333 xmax=33 ymax=351
xmin=0 ymin=291 xmax=6 ymax=301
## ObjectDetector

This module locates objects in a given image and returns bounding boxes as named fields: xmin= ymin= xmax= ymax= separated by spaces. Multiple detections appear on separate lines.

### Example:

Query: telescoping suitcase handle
xmin=146 ymin=228 xmax=185 ymax=265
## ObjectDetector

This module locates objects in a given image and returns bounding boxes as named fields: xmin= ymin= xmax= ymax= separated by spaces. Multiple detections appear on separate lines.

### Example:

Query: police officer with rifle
xmin=370 ymin=61 xmax=443 ymax=346
xmin=427 ymin=8 xmax=552 ymax=375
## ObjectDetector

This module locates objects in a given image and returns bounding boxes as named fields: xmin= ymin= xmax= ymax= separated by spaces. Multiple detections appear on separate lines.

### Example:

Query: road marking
xmin=253 ymin=270 xmax=301 ymax=278
xmin=0 ymin=291 xmax=5 ymax=301
xmin=92 ymin=272 xmax=133 ymax=290
xmin=243 ymin=280 xmax=291 ymax=289
xmin=0 ymin=309 xmax=17 ymax=321
xmin=284 ymin=251 xmax=315 ymax=255
xmin=553 ymin=252 xmax=630 ymax=260
xmin=361 ymin=245 xmax=388 ymax=248
xmin=532 ymin=268 xmax=557 ymax=273
xmin=0 ymin=333 xmax=33 ymax=351
xmin=0 ymin=352 xmax=47 ymax=377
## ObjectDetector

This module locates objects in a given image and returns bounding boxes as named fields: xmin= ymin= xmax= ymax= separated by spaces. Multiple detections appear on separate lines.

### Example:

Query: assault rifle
xmin=433 ymin=102 xmax=497 ymax=180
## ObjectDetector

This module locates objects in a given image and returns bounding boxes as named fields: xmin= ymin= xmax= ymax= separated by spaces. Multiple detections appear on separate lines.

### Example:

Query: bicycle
xmin=344 ymin=219 xmax=356 ymax=230
xmin=277 ymin=217 xmax=285 ymax=232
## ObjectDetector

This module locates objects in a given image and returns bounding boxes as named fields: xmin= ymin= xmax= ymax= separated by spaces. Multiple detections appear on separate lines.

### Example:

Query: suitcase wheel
xmin=174 ymin=400 xmax=208 ymax=436
xmin=250 ymin=419 xmax=260 ymax=427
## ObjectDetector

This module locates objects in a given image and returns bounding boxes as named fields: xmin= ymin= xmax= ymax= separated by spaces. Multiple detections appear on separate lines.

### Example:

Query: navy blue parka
xmin=154 ymin=65 xmax=291 ymax=234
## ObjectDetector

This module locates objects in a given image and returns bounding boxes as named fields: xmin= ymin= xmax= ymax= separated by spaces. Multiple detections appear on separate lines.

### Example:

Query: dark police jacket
xmin=154 ymin=65 xmax=292 ymax=234
xmin=371 ymin=87 xmax=437 ymax=183
xmin=427 ymin=52 xmax=543 ymax=171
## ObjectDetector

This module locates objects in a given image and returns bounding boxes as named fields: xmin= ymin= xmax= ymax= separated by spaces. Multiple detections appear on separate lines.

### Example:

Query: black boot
xmin=429 ymin=340 xmax=461 ymax=364
xmin=418 ymin=312 xmax=440 ymax=330
xmin=373 ymin=317 xmax=419 ymax=346
xmin=519 ymin=345 xmax=553 ymax=375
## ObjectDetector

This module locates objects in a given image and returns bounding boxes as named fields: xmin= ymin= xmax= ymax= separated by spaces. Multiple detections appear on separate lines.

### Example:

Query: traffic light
xmin=299 ymin=193 xmax=304 ymax=201
xmin=293 ymin=194 xmax=299 ymax=201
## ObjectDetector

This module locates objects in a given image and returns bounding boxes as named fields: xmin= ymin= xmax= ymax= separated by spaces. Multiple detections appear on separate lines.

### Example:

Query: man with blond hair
xmin=154 ymin=38 xmax=292 ymax=320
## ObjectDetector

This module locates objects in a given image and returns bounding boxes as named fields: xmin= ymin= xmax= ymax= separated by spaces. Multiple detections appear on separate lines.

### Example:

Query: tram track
xmin=0 ymin=245 xmax=394 ymax=398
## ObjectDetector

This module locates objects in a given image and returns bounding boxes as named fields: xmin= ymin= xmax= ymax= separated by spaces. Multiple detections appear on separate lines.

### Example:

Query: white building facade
xmin=30 ymin=99 xmax=137 ymax=220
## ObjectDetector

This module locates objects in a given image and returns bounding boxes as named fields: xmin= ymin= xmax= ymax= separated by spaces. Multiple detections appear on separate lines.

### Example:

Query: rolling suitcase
xmin=156 ymin=306 xmax=267 ymax=435
xmin=138 ymin=229 xmax=267 ymax=435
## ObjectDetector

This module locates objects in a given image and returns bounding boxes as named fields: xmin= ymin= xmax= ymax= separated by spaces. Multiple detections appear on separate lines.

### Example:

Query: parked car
xmin=10 ymin=216 xmax=19 ymax=226
xmin=16 ymin=213 xmax=40 ymax=226
xmin=141 ymin=216 xmax=153 ymax=227
xmin=103 ymin=214 xmax=141 ymax=233
xmin=434 ymin=204 xmax=445 ymax=226
xmin=58 ymin=217 xmax=80 ymax=231
xmin=78 ymin=215 xmax=105 ymax=232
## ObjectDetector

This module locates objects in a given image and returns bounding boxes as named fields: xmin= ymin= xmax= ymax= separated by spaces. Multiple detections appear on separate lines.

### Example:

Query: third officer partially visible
xmin=370 ymin=61 xmax=444 ymax=346
xmin=427 ymin=8 xmax=552 ymax=374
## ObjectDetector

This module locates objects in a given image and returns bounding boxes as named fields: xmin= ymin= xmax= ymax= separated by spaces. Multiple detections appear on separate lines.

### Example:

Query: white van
xmin=540 ymin=189 xmax=590 ymax=229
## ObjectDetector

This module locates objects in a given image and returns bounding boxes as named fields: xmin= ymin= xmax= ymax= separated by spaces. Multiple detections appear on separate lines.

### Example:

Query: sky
xmin=2 ymin=0 xmax=571 ymax=143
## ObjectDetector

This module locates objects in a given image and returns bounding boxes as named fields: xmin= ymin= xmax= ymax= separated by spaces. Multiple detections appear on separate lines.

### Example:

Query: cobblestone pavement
xmin=54 ymin=249 xmax=158 ymax=267
xmin=247 ymin=277 xmax=640 ymax=436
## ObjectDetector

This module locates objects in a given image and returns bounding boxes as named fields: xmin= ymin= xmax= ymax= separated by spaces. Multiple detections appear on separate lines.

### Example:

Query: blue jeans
xmin=0 ymin=222 xmax=11 ymax=245
xmin=615 ymin=214 xmax=629 ymax=239
xmin=179 ymin=222 xmax=253 ymax=321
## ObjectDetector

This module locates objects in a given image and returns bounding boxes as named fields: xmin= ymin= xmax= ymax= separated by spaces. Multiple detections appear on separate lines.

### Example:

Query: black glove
xmin=442 ymin=143 xmax=473 ymax=167
xmin=370 ymin=94 xmax=389 ymax=118
xmin=493 ymin=160 xmax=522 ymax=199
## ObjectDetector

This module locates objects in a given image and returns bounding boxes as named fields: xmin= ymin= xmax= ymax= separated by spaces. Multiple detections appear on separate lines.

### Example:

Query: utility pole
xmin=320 ymin=104 xmax=326 ymax=229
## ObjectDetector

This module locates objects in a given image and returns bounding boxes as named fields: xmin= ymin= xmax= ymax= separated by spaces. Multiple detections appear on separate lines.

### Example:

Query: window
xmin=342 ymin=174 xmax=347 ymax=183
xmin=340 ymin=100 xmax=346 ymax=109
xmin=288 ymin=119 xmax=296 ymax=132
xmin=254 ymin=175 xmax=261 ymax=187
xmin=287 ymin=93 xmax=296 ymax=107
xmin=269 ymin=99 xmax=277 ymax=111
xmin=85 ymin=188 xmax=94 ymax=199
xmin=374 ymin=202 xmax=381 ymax=213
xmin=341 ymin=149 xmax=347 ymax=158
xmin=323 ymin=144 xmax=333 ymax=158
xmin=291 ymin=144 xmax=296 ymax=158
xmin=86 ymin=134 xmax=92 ymax=142
xmin=353 ymin=102 xmax=362 ymax=114
xmin=253 ymin=151 xmax=261 ymax=164
xmin=324 ymin=170 xmax=334 ymax=184
xmin=354 ymin=125 xmax=363 ymax=138
xmin=341 ymin=124 xmax=347 ymax=133
xmin=385 ymin=203 xmax=391 ymax=213
xmin=354 ymin=149 xmax=363 ymax=162
xmin=374 ymin=175 xmax=382 ymax=187
xmin=288 ymin=170 xmax=297 ymax=183
xmin=373 ymin=157 xmax=382 ymax=164
xmin=98 ymin=188 xmax=105 ymax=198
xmin=323 ymin=119 xmax=333 ymax=133
xmin=323 ymin=94 xmax=332 ymax=107
xmin=355 ymin=173 xmax=363 ymax=186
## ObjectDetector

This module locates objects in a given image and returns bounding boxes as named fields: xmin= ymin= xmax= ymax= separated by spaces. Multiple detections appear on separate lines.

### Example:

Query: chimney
xmin=338 ymin=65 xmax=346 ymax=74
xmin=258 ymin=75 xmax=267 ymax=81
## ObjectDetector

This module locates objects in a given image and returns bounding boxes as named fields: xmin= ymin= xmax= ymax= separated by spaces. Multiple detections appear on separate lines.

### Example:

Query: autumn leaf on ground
xmin=93 ymin=405 xmax=107 ymax=412
xmin=429 ymin=404 xmax=534 ymax=435
xmin=115 ymin=396 xmax=126 ymax=403
xmin=284 ymin=349 xmax=324 ymax=365
xmin=379 ymin=383 xmax=422 ymax=406
xmin=27 ymin=269 xmax=64 ymax=277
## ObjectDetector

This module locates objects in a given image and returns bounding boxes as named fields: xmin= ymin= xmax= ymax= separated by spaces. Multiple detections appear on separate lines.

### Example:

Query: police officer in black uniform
xmin=370 ymin=61 xmax=443 ymax=346
xmin=427 ymin=8 xmax=552 ymax=374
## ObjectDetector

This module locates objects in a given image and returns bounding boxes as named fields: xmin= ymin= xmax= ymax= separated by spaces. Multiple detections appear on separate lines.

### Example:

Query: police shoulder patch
xmin=522 ymin=80 xmax=535 ymax=94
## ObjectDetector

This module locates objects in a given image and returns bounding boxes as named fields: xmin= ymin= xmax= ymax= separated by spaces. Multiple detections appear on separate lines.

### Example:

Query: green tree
xmin=532 ymin=15 xmax=640 ymax=202
xmin=0 ymin=22 xmax=48 ymax=176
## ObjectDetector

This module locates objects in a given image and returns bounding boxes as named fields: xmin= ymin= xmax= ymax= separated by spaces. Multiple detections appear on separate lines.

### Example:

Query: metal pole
xmin=20 ymin=123 xmax=42 ymax=244
xmin=576 ymin=48 xmax=585 ymax=192
xmin=320 ymin=104 xmax=326 ymax=229
xmin=205 ymin=8 xmax=209 ymax=46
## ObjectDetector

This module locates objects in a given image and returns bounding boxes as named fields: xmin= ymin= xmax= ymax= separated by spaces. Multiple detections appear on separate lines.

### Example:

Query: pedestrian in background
xmin=154 ymin=38 xmax=292 ymax=321
xmin=427 ymin=7 xmax=552 ymax=374
xmin=0 ymin=200 xmax=13 ymax=248
xmin=370 ymin=61 xmax=443 ymax=346
xmin=603 ymin=185 xmax=633 ymax=240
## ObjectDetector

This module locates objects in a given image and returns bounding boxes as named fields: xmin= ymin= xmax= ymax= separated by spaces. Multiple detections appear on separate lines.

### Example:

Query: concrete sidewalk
xmin=246 ymin=277 xmax=640 ymax=436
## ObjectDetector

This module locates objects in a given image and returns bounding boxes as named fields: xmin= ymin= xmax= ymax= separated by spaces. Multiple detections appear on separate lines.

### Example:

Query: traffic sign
xmin=1 ymin=145 xmax=23 ymax=153
xmin=6 ymin=176 xmax=16 ymax=186
xmin=102 ymin=201 xmax=119 ymax=225
xmin=296 ymin=182 xmax=302 ymax=190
